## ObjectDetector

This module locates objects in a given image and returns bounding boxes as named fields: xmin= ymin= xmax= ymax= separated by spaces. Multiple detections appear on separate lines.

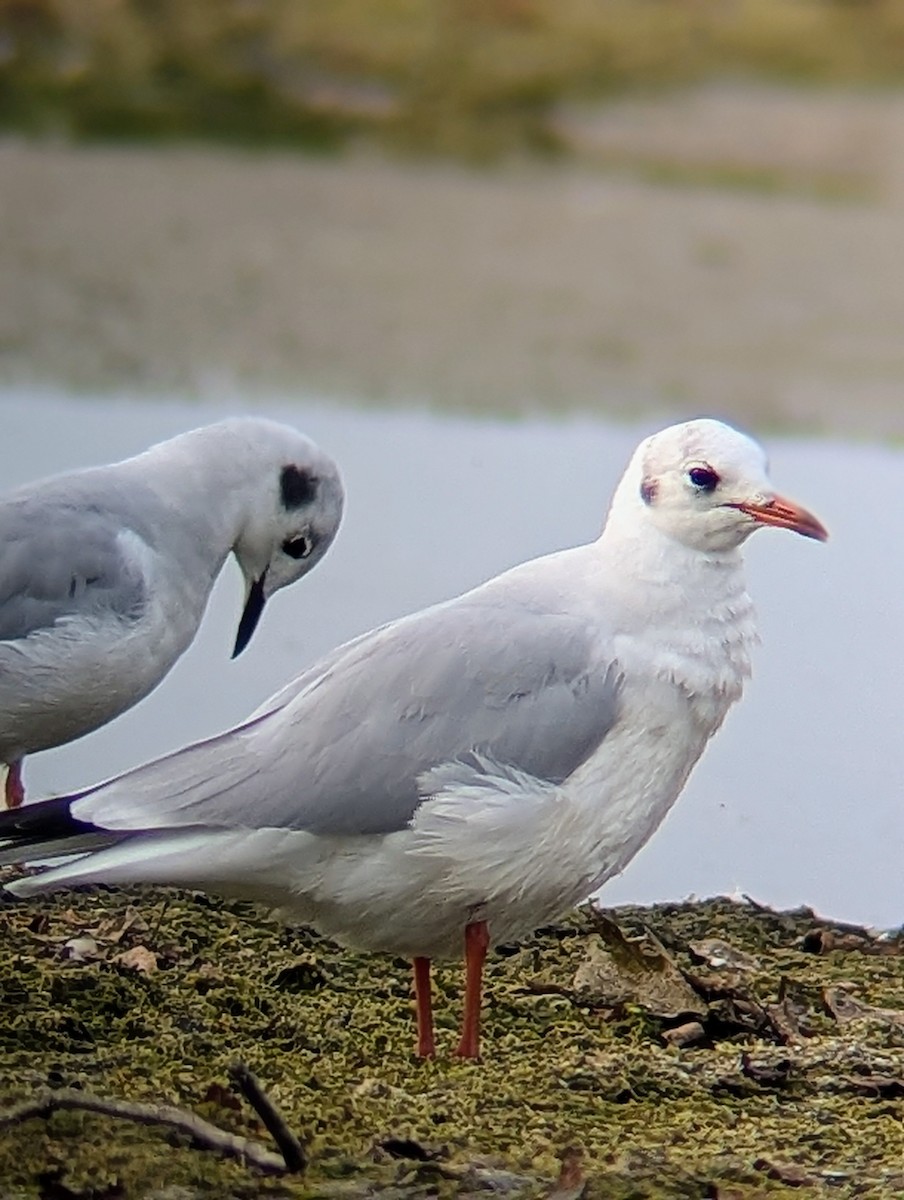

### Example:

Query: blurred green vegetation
xmin=6 ymin=0 xmax=904 ymax=157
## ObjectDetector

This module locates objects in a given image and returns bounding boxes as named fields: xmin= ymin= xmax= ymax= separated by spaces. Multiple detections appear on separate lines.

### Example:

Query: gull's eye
xmin=282 ymin=536 xmax=312 ymax=559
xmin=687 ymin=466 xmax=720 ymax=493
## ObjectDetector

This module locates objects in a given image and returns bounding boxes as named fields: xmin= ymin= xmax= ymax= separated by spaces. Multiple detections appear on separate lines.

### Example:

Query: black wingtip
xmin=0 ymin=794 xmax=98 ymax=858
xmin=232 ymin=574 xmax=267 ymax=658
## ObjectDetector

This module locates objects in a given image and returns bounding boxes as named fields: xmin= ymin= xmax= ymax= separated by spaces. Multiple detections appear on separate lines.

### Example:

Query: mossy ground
xmin=0 ymin=880 xmax=900 ymax=1199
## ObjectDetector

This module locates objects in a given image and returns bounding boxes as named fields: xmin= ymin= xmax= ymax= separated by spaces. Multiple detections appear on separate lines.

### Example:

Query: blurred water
xmin=1 ymin=389 xmax=900 ymax=929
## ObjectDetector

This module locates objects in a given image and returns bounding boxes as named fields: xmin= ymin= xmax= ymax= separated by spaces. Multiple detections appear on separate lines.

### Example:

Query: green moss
xmin=0 ymin=885 xmax=901 ymax=1199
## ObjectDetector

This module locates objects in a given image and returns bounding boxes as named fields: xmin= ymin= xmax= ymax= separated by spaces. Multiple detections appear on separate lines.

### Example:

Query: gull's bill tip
xmin=733 ymin=494 xmax=828 ymax=542
xmin=232 ymin=574 xmax=268 ymax=658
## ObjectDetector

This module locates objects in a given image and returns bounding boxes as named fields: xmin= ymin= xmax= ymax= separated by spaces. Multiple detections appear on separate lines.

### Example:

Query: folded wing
xmin=0 ymin=494 xmax=150 ymax=642
xmin=36 ymin=590 xmax=623 ymax=843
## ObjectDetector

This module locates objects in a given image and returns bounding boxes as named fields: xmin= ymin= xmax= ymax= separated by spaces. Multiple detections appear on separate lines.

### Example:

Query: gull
xmin=0 ymin=417 xmax=344 ymax=808
xmin=0 ymin=419 xmax=826 ymax=1058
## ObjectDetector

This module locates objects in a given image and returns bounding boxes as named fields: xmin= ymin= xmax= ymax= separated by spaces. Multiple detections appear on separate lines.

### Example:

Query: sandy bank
xmin=3 ymin=89 xmax=904 ymax=437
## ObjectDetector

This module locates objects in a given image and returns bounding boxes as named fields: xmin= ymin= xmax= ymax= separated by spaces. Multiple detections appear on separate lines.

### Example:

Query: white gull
xmin=0 ymin=417 xmax=344 ymax=807
xmin=0 ymin=418 xmax=826 ymax=1058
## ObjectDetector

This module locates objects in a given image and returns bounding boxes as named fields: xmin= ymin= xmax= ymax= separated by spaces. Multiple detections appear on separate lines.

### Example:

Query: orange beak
xmin=731 ymin=494 xmax=828 ymax=542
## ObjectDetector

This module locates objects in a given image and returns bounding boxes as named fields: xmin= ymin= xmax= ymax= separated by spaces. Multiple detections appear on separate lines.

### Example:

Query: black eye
xmin=687 ymin=466 xmax=720 ymax=492
xmin=282 ymin=536 xmax=312 ymax=560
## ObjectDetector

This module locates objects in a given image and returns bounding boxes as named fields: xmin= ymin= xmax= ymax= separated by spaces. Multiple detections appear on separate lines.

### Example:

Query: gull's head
xmin=231 ymin=420 xmax=345 ymax=657
xmin=613 ymin=418 xmax=828 ymax=554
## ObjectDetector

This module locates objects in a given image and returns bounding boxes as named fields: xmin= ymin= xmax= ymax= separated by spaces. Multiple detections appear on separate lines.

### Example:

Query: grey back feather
xmin=77 ymin=584 xmax=623 ymax=837
xmin=0 ymin=476 xmax=165 ymax=641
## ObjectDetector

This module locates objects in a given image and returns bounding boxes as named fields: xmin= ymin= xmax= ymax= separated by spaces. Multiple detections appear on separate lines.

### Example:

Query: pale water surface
xmin=2 ymin=390 xmax=900 ymax=929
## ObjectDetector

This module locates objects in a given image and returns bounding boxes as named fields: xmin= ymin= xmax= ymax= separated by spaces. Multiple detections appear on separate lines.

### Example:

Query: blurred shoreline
xmin=3 ymin=84 xmax=904 ymax=440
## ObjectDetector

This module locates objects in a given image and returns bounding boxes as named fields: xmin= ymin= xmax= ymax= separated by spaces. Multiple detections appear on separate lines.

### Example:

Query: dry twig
xmin=0 ymin=1088 xmax=290 ymax=1174
xmin=228 ymin=1061 xmax=306 ymax=1172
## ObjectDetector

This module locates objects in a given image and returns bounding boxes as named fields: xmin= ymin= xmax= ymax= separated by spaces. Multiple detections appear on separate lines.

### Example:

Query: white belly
xmin=0 ymin=607 xmax=192 ymax=761
xmin=260 ymin=676 xmax=722 ymax=960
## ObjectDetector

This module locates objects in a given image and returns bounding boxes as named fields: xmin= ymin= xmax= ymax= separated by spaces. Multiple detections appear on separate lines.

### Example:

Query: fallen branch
xmin=228 ymin=1062 xmax=306 ymax=1172
xmin=0 ymin=1088 xmax=290 ymax=1175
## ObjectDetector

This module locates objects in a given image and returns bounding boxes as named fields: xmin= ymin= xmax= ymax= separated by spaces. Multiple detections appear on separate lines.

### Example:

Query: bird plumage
xmin=0 ymin=417 xmax=344 ymax=800
xmin=0 ymin=417 xmax=826 ymax=1056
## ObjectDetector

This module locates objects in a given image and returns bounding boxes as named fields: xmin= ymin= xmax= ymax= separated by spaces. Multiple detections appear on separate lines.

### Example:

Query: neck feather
xmin=124 ymin=425 xmax=265 ymax=562
xmin=595 ymin=516 xmax=758 ymax=712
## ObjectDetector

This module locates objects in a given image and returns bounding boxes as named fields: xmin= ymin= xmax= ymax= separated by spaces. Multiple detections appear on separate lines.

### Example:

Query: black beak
xmin=232 ymin=573 xmax=267 ymax=658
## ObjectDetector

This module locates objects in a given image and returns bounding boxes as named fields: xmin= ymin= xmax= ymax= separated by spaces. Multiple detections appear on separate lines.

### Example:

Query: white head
xmin=228 ymin=419 xmax=345 ymax=656
xmin=609 ymin=418 xmax=827 ymax=555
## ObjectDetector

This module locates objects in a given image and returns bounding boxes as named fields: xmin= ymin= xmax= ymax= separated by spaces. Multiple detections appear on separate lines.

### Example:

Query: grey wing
xmin=76 ymin=593 xmax=623 ymax=837
xmin=248 ymin=624 xmax=389 ymax=721
xmin=0 ymin=496 xmax=148 ymax=641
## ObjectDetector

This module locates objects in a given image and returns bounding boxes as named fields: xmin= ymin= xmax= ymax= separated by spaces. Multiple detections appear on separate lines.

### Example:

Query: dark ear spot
xmin=280 ymin=465 xmax=318 ymax=510
xmin=640 ymin=478 xmax=657 ymax=505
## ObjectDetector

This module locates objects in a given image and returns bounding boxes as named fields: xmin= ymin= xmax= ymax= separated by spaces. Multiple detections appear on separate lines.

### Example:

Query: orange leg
xmin=4 ymin=760 xmax=24 ymax=809
xmin=456 ymin=920 xmax=489 ymax=1060
xmin=412 ymin=956 xmax=436 ymax=1058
